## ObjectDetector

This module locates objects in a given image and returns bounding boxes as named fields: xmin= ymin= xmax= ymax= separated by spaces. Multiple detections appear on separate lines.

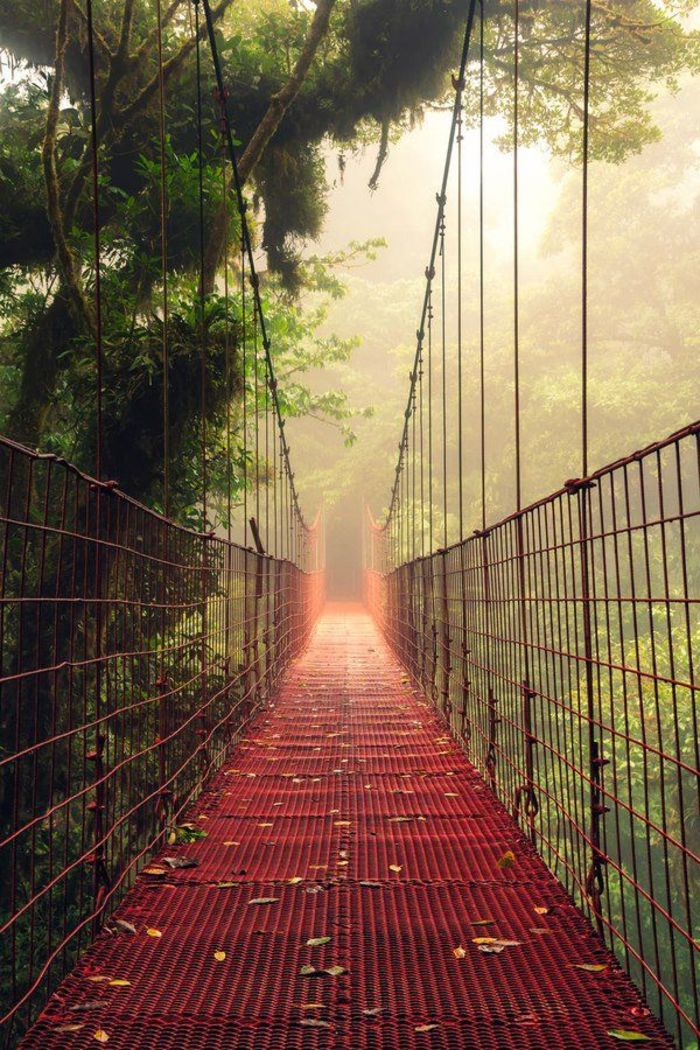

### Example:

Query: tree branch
xmin=202 ymin=0 xmax=337 ymax=292
xmin=43 ymin=0 xmax=92 ymax=331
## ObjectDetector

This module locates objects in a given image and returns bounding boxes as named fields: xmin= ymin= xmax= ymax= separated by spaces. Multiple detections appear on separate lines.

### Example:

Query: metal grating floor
xmin=22 ymin=604 xmax=671 ymax=1048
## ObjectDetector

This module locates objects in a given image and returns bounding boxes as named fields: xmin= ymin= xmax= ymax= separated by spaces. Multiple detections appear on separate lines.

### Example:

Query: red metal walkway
xmin=24 ymin=605 xmax=670 ymax=1048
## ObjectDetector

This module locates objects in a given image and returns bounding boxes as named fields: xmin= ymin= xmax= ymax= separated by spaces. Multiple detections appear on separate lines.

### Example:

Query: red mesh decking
xmin=22 ymin=605 xmax=671 ymax=1048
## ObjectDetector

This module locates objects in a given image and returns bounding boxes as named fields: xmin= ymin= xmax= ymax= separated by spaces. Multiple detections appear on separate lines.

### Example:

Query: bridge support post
xmin=485 ymin=687 xmax=499 ymax=793
xmin=86 ymin=733 xmax=110 ymax=937
xmin=514 ymin=682 xmax=539 ymax=845
xmin=439 ymin=550 xmax=452 ymax=727
xmin=574 ymin=477 xmax=609 ymax=937
xmin=458 ymin=542 xmax=472 ymax=751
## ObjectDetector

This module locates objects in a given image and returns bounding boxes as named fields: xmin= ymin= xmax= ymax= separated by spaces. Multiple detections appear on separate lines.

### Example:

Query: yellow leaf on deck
xmin=389 ymin=864 xmax=402 ymax=874
xmin=108 ymin=979 xmax=131 ymax=987
xmin=497 ymin=850 xmax=516 ymax=870
xmin=146 ymin=928 xmax=162 ymax=938
xmin=94 ymin=1031 xmax=109 ymax=1044
xmin=214 ymin=950 xmax=226 ymax=961
xmin=452 ymin=946 xmax=466 ymax=959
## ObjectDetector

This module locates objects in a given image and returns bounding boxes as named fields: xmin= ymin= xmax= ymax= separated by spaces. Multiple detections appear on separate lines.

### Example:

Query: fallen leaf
xmin=248 ymin=898 xmax=279 ymax=906
xmin=86 ymin=976 xmax=110 ymax=983
xmin=299 ymin=1019 xmax=331 ymax=1028
xmin=222 ymin=841 xmax=240 ymax=847
xmin=478 ymin=944 xmax=505 ymax=954
xmin=70 ymin=1002 xmax=108 ymax=1012
xmin=497 ymin=850 xmax=516 ymax=870
xmin=362 ymin=1007 xmax=383 ymax=1016
xmin=452 ymin=946 xmax=466 ymax=959
xmin=607 ymin=1031 xmax=650 ymax=1043
xmin=389 ymin=864 xmax=402 ymax=874
xmin=93 ymin=1032 xmax=109 ymax=1044
xmin=469 ymin=919 xmax=495 ymax=927
xmin=573 ymin=963 xmax=608 ymax=972
xmin=258 ymin=822 xmax=274 ymax=828
xmin=216 ymin=881 xmax=239 ymax=889
xmin=288 ymin=876 xmax=303 ymax=885
xmin=54 ymin=1024 xmax=85 ymax=1033
xmin=113 ymin=920 xmax=136 ymax=935
xmin=298 ymin=1003 xmax=325 ymax=1010
xmin=213 ymin=950 xmax=226 ymax=961
xmin=334 ymin=821 xmax=351 ymax=827
xmin=162 ymin=856 xmax=198 ymax=870
xmin=359 ymin=881 xmax=382 ymax=888
xmin=415 ymin=1024 xmax=439 ymax=1032
xmin=533 ymin=906 xmax=551 ymax=916
xmin=146 ymin=928 xmax=162 ymax=938
xmin=108 ymin=979 xmax=131 ymax=987
xmin=530 ymin=928 xmax=551 ymax=935
xmin=325 ymin=965 xmax=347 ymax=976
xmin=472 ymin=937 xmax=498 ymax=945
xmin=305 ymin=936 xmax=332 ymax=947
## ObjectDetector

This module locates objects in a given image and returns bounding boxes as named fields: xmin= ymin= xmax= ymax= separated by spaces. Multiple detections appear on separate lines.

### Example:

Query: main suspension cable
xmin=379 ymin=0 xmax=478 ymax=552
xmin=200 ymin=0 xmax=311 ymax=550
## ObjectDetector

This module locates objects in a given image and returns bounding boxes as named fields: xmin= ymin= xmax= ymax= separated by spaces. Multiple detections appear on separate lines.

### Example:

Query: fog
xmin=289 ymin=78 xmax=700 ymax=597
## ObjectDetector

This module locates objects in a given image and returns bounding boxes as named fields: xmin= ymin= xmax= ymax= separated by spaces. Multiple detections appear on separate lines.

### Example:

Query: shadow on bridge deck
xmin=22 ymin=604 xmax=670 ymax=1048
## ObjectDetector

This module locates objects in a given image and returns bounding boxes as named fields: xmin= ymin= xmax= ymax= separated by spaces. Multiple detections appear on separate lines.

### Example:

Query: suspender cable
xmin=86 ymin=0 xmax=103 ymax=480
xmin=440 ymin=208 xmax=448 ymax=550
xmin=582 ymin=0 xmax=592 ymax=479
xmin=253 ymin=301 xmax=260 ymax=529
xmin=194 ymin=0 xmax=208 ymax=530
xmin=241 ymin=235 xmax=248 ymax=547
xmin=220 ymin=101 xmax=232 ymax=542
xmin=456 ymin=80 xmax=464 ymax=541
xmin=155 ymin=0 xmax=170 ymax=516
xmin=427 ymin=283 xmax=434 ymax=554
xmin=479 ymin=0 xmax=486 ymax=532
xmin=513 ymin=0 xmax=521 ymax=512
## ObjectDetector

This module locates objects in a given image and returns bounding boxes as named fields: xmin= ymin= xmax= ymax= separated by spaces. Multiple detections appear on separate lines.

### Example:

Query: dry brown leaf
xmin=248 ymin=897 xmax=279 ymax=905
xmin=93 ymin=1031 xmax=109 ymax=1044
xmin=389 ymin=864 xmax=402 ymax=874
xmin=452 ymin=946 xmax=466 ymax=959
xmin=415 ymin=1024 xmax=439 ymax=1032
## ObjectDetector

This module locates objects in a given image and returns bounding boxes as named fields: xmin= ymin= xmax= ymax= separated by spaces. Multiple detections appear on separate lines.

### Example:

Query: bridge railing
xmin=0 ymin=436 xmax=324 ymax=1036
xmin=365 ymin=421 xmax=699 ymax=1047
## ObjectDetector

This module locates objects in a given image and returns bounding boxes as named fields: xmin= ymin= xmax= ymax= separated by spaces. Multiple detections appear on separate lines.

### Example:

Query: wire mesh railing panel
xmin=365 ymin=422 xmax=699 ymax=1047
xmin=0 ymin=437 xmax=323 ymax=1037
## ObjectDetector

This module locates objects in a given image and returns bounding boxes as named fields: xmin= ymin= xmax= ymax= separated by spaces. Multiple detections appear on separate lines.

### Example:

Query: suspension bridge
xmin=1 ymin=0 xmax=697 ymax=1047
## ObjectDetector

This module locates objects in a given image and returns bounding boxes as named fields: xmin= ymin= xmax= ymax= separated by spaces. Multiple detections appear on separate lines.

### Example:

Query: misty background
xmin=289 ymin=67 xmax=700 ymax=597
